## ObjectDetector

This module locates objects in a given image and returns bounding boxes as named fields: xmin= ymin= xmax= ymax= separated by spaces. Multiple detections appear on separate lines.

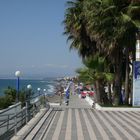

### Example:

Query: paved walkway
xmin=11 ymin=95 xmax=140 ymax=140
xmin=42 ymin=108 xmax=140 ymax=140
xmin=61 ymin=94 xmax=91 ymax=108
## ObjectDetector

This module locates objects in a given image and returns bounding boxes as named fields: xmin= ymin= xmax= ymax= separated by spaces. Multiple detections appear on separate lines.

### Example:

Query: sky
xmin=0 ymin=0 xmax=82 ymax=79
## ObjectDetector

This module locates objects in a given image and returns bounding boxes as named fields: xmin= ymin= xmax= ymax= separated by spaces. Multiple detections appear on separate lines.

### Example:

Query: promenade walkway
xmin=11 ymin=94 xmax=140 ymax=140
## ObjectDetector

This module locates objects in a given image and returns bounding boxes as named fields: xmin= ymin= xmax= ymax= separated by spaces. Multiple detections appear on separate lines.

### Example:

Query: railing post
xmin=21 ymin=110 xmax=23 ymax=125
xmin=14 ymin=106 xmax=17 ymax=135
xmin=44 ymin=94 xmax=46 ymax=107
xmin=38 ymin=97 xmax=41 ymax=112
xmin=25 ymin=102 xmax=28 ymax=124
xmin=33 ymin=104 xmax=35 ymax=117
xmin=39 ymin=97 xmax=41 ymax=111
xmin=7 ymin=115 xmax=9 ymax=131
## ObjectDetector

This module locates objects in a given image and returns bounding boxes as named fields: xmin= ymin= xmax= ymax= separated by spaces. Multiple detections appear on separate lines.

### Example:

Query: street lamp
xmin=27 ymin=84 xmax=32 ymax=90
xmin=27 ymin=84 xmax=32 ymax=101
xmin=15 ymin=71 xmax=21 ymax=103
xmin=43 ymin=89 xmax=47 ymax=107
xmin=37 ymin=88 xmax=41 ymax=96
xmin=27 ymin=84 xmax=32 ymax=121
xmin=43 ymin=89 xmax=46 ymax=94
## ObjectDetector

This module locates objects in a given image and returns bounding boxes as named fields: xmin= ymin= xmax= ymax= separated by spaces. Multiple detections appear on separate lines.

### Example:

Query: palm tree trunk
xmin=113 ymin=48 xmax=122 ymax=106
xmin=95 ymin=80 xmax=101 ymax=104
xmin=101 ymin=83 xmax=109 ymax=105
xmin=124 ymin=47 xmax=129 ymax=105
xmin=108 ymin=83 xmax=112 ymax=104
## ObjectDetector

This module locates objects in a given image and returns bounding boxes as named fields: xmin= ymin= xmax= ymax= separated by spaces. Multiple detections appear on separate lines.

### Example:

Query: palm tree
xmin=64 ymin=0 xmax=140 ymax=105
xmin=76 ymin=54 xmax=114 ymax=104
xmin=84 ymin=54 xmax=114 ymax=104
xmin=83 ymin=0 xmax=140 ymax=105
xmin=123 ymin=0 xmax=140 ymax=104
xmin=63 ymin=0 xmax=97 ymax=58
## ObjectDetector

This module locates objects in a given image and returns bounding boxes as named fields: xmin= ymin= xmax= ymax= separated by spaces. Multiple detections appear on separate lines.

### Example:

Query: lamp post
xmin=15 ymin=71 xmax=21 ymax=103
xmin=27 ymin=84 xmax=32 ymax=121
xmin=43 ymin=89 xmax=46 ymax=94
xmin=43 ymin=89 xmax=46 ymax=106
xmin=37 ymin=88 xmax=41 ymax=97
xmin=27 ymin=84 xmax=32 ymax=100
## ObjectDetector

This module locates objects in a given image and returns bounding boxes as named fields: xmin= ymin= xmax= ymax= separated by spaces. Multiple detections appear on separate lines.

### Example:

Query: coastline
xmin=0 ymin=78 xmax=57 ymax=96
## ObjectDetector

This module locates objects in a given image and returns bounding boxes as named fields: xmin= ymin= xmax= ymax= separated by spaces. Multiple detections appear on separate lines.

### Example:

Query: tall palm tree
xmin=64 ymin=0 xmax=140 ymax=105
xmin=63 ymin=0 xmax=97 ymax=58
xmin=76 ymin=54 xmax=114 ymax=104
xmin=84 ymin=54 xmax=114 ymax=104
xmin=83 ymin=0 xmax=140 ymax=105
xmin=123 ymin=0 xmax=140 ymax=104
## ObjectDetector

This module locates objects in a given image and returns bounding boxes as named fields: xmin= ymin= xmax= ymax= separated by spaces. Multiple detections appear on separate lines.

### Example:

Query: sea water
xmin=0 ymin=78 xmax=57 ymax=96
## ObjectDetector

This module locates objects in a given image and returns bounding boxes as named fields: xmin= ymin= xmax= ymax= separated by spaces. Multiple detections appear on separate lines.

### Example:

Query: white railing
xmin=0 ymin=93 xmax=47 ymax=139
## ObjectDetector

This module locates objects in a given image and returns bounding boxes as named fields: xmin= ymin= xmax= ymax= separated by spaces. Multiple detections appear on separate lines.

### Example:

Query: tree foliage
xmin=64 ymin=0 xmax=140 ymax=105
xmin=0 ymin=87 xmax=26 ymax=109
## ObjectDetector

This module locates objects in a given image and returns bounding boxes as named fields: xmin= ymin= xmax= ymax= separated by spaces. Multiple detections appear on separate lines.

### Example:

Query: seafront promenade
xmin=11 ymin=94 xmax=140 ymax=140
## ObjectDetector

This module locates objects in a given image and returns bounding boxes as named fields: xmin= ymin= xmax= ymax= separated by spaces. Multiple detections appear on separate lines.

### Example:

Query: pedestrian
xmin=65 ymin=89 xmax=70 ymax=106
xmin=66 ymin=93 xmax=69 ymax=106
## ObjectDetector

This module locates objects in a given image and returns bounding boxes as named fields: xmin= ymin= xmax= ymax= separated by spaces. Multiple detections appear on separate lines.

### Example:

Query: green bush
xmin=0 ymin=96 xmax=13 ymax=109
xmin=0 ymin=87 xmax=26 ymax=109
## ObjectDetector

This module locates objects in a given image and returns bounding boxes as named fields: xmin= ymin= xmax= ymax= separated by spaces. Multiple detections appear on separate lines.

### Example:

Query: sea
xmin=0 ymin=78 xmax=57 ymax=96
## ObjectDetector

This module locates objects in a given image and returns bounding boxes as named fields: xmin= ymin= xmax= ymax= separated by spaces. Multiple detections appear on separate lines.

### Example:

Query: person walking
xmin=65 ymin=89 xmax=70 ymax=106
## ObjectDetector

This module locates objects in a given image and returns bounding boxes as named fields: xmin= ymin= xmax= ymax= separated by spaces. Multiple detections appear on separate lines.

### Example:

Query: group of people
xmin=57 ymin=81 xmax=75 ymax=106
xmin=56 ymin=86 xmax=70 ymax=106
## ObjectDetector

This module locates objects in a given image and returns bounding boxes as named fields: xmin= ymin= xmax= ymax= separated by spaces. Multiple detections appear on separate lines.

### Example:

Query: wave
xmin=47 ymin=84 xmax=55 ymax=94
